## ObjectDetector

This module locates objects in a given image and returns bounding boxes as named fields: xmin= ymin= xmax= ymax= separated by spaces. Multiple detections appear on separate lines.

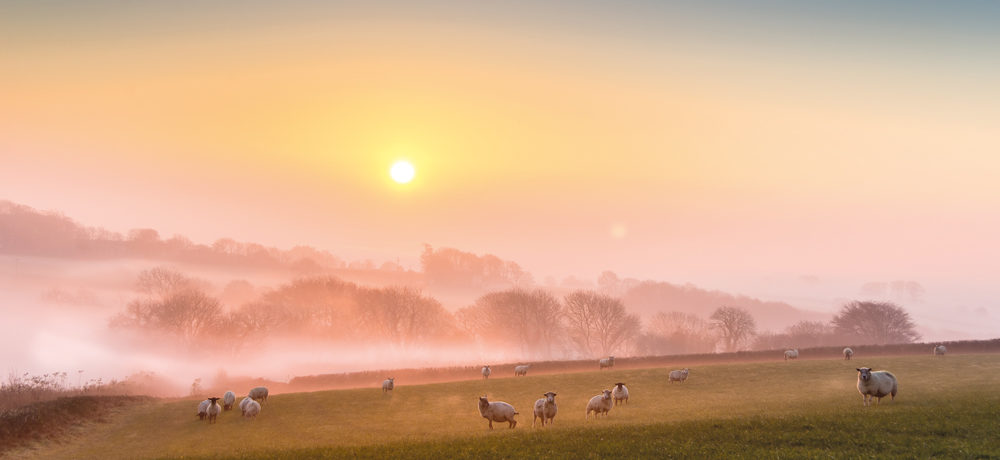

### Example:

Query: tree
xmin=645 ymin=311 xmax=716 ymax=354
xmin=358 ymin=286 xmax=455 ymax=346
xmin=457 ymin=288 xmax=564 ymax=358
xmin=831 ymin=301 xmax=920 ymax=345
xmin=563 ymin=290 xmax=641 ymax=357
xmin=710 ymin=306 xmax=757 ymax=352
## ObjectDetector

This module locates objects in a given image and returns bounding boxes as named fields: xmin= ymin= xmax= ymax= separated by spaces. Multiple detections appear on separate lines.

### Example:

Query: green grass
xmin=16 ymin=354 xmax=1000 ymax=459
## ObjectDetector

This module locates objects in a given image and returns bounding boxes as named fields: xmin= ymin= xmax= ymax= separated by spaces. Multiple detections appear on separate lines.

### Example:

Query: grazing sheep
xmin=514 ymin=365 xmax=530 ymax=377
xmin=586 ymin=390 xmax=613 ymax=419
xmin=196 ymin=399 xmax=210 ymax=420
xmin=934 ymin=345 xmax=947 ymax=356
xmin=482 ymin=365 xmax=492 ymax=379
xmin=223 ymin=391 xmax=236 ymax=411
xmin=532 ymin=392 xmax=558 ymax=427
xmin=784 ymin=349 xmax=799 ymax=361
xmin=612 ymin=382 xmax=629 ymax=406
xmin=668 ymin=368 xmax=690 ymax=383
xmin=477 ymin=395 xmax=518 ymax=429
xmin=382 ymin=377 xmax=394 ymax=393
xmin=249 ymin=386 xmax=268 ymax=404
xmin=843 ymin=348 xmax=854 ymax=360
xmin=243 ymin=399 xmax=261 ymax=420
xmin=206 ymin=397 xmax=222 ymax=424
xmin=856 ymin=367 xmax=898 ymax=407
xmin=599 ymin=356 xmax=615 ymax=370
xmin=239 ymin=397 xmax=252 ymax=416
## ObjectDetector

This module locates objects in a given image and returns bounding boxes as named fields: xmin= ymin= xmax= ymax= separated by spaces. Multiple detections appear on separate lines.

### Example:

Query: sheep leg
xmin=488 ymin=420 xmax=494 ymax=430
xmin=509 ymin=420 xmax=516 ymax=429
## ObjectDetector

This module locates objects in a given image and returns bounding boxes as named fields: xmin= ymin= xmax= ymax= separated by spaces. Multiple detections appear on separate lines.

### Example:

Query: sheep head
xmin=857 ymin=367 xmax=872 ymax=382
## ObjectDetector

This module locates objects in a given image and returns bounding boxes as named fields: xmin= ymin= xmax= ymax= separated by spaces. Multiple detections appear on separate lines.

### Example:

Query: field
xmin=10 ymin=353 xmax=1000 ymax=459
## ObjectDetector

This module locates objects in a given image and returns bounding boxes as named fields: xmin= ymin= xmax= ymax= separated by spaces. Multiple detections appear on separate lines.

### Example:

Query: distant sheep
xmin=239 ymin=397 xmax=252 ymax=416
xmin=223 ymin=391 xmax=236 ymax=411
xmin=612 ymin=382 xmax=629 ymax=406
xmin=482 ymin=365 xmax=492 ymax=379
xmin=382 ymin=377 xmax=394 ymax=393
xmin=784 ymin=349 xmax=799 ymax=361
xmin=196 ymin=399 xmax=210 ymax=420
xmin=514 ymin=365 xmax=530 ymax=377
xmin=934 ymin=345 xmax=947 ymax=356
xmin=599 ymin=356 xmax=615 ymax=370
xmin=478 ymin=395 xmax=517 ymax=429
xmin=586 ymin=389 xmax=613 ymax=419
xmin=843 ymin=348 xmax=854 ymax=360
xmin=206 ymin=397 xmax=222 ymax=424
xmin=532 ymin=392 xmax=558 ymax=427
xmin=249 ymin=386 xmax=268 ymax=403
xmin=668 ymin=368 xmax=690 ymax=383
xmin=856 ymin=367 xmax=898 ymax=407
xmin=244 ymin=399 xmax=261 ymax=420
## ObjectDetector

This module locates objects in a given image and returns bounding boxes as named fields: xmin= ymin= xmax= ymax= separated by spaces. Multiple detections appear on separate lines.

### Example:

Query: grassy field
xmin=11 ymin=353 xmax=1000 ymax=459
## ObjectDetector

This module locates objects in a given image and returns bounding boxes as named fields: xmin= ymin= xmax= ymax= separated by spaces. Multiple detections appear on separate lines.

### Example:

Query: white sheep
xmin=514 ymin=365 xmax=530 ymax=377
xmin=206 ymin=397 xmax=222 ymax=424
xmin=784 ymin=349 xmax=799 ymax=361
xmin=382 ymin=377 xmax=394 ymax=393
xmin=239 ymin=396 xmax=252 ymax=416
xmin=856 ymin=367 xmax=898 ymax=407
xmin=532 ymin=392 xmax=557 ymax=427
xmin=585 ymin=389 xmax=613 ymax=419
xmin=244 ymin=399 xmax=261 ymax=420
xmin=482 ymin=365 xmax=492 ymax=379
xmin=599 ymin=356 xmax=615 ymax=370
xmin=478 ymin=395 xmax=517 ymax=429
xmin=843 ymin=348 xmax=854 ymax=360
xmin=223 ymin=391 xmax=236 ymax=411
xmin=612 ymin=382 xmax=629 ymax=406
xmin=934 ymin=345 xmax=947 ymax=356
xmin=249 ymin=386 xmax=269 ymax=404
xmin=668 ymin=368 xmax=690 ymax=383
xmin=196 ymin=399 xmax=210 ymax=420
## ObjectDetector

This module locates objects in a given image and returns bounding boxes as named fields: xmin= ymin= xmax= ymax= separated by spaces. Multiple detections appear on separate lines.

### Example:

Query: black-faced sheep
xmin=612 ymin=382 xmax=629 ymax=406
xmin=206 ymin=397 xmax=222 ymax=424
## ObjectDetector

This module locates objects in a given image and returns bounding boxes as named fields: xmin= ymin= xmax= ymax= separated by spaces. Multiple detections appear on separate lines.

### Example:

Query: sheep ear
xmin=856 ymin=368 xmax=861 ymax=372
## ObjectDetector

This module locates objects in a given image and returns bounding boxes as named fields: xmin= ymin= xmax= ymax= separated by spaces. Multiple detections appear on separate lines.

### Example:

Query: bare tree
xmin=831 ymin=301 xmax=920 ymax=345
xmin=563 ymin=290 xmax=641 ymax=357
xmin=645 ymin=311 xmax=716 ymax=354
xmin=458 ymin=288 xmax=563 ymax=358
xmin=112 ymin=289 xmax=223 ymax=346
xmin=358 ymin=286 xmax=454 ymax=346
xmin=710 ymin=306 xmax=757 ymax=352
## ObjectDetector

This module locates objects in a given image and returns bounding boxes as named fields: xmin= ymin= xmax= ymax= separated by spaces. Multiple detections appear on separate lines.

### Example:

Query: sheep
xmin=532 ymin=392 xmax=558 ymax=427
xmin=482 ymin=365 xmax=491 ymax=379
xmin=477 ymin=395 xmax=518 ymax=429
xmin=586 ymin=389 xmax=613 ymax=419
xmin=668 ymin=368 xmax=690 ymax=383
xmin=856 ymin=367 xmax=898 ymax=407
xmin=239 ymin=396 xmax=252 ymax=416
xmin=243 ymin=399 xmax=261 ymax=420
xmin=599 ymin=356 xmax=615 ymax=370
xmin=382 ymin=377 xmax=394 ymax=393
xmin=249 ymin=386 xmax=269 ymax=404
xmin=934 ymin=345 xmax=947 ymax=356
xmin=784 ymin=349 xmax=799 ymax=361
xmin=206 ymin=397 xmax=222 ymax=424
xmin=843 ymin=348 xmax=854 ymax=360
xmin=514 ymin=365 xmax=530 ymax=377
xmin=612 ymin=382 xmax=629 ymax=406
xmin=196 ymin=399 xmax=210 ymax=420
xmin=223 ymin=391 xmax=236 ymax=411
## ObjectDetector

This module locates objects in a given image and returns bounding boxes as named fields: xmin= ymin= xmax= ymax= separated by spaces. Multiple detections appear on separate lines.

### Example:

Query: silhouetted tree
xmin=563 ymin=290 xmax=641 ymax=357
xmin=831 ymin=301 xmax=920 ymax=345
xmin=644 ymin=311 xmax=716 ymax=354
xmin=358 ymin=286 xmax=455 ymax=346
xmin=457 ymin=288 xmax=563 ymax=358
xmin=710 ymin=306 xmax=757 ymax=352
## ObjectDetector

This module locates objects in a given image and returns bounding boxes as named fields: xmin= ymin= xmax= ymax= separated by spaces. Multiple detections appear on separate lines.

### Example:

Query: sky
xmin=3 ymin=0 xmax=1000 ymax=338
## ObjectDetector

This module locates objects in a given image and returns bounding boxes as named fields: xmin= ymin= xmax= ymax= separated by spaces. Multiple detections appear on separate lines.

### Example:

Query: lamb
xmin=934 ymin=345 xmax=947 ymax=356
xmin=482 ymin=365 xmax=491 ymax=379
xmin=514 ymin=365 xmax=530 ymax=377
xmin=243 ymin=399 xmax=261 ymax=420
xmin=382 ymin=377 xmax=394 ymax=393
xmin=206 ymin=397 xmax=222 ymax=424
xmin=856 ymin=367 xmax=898 ymax=407
xmin=196 ymin=399 xmax=210 ymax=420
xmin=843 ymin=347 xmax=854 ymax=360
xmin=532 ymin=392 xmax=558 ymax=427
xmin=239 ymin=396 xmax=252 ymax=416
xmin=586 ymin=389 xmax=613 ymax=419
xmin=223 ymin=391 xmax=236 ymax=411
xmin=668 ymin=368 xmax=690 ymax=383
xmin=784 ymin=349 xmax=799 ymax=361
xmin=477 ymin=395 xmax=518 ymax=429
xmin=249 ymin=386 xmax=269 ymax=404
xmin=599 ymin=356 xmax=615 ymax=370
xmin=612 ymin=382 xmax=629 ymax=406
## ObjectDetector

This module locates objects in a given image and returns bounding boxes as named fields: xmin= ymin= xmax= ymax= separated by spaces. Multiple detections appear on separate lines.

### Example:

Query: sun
xmin=389 ymin=160 xmax=415 ymax=184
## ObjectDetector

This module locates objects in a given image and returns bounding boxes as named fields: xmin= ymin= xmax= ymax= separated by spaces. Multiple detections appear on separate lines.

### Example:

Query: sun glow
xmin=390 ymin=161 xmax=415 ymax=184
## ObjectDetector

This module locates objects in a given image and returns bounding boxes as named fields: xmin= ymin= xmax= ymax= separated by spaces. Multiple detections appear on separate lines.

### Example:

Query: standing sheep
xmin=239 ymin=396 xmax=252 ymax=416
xmin=599 ymin=356 xmax=615 ymax=370
xmin=382 ymin=377 xmax=394 ymax=393
xmin=477 ymin=395 xmax=518 ymax=429
xmin=532 ymin=392 xmax=558 ymax=427
xmin=856 ymin=367 xmax=898 ymax=407
xmin=249 ymin=386 xmax=269 ymax=404
xmin=244 ymin=399 xmax=261 ymax=420
xmin=843 ymin=348 xmax=854 ymax=360
xmin=223 ymin=391 xmax=236 ymax=411
xmin=482 ymin=365 xmax=492 ymax=379
xmin=934 ymin=345 xmax=947 ymax=356
xmin=612 ymin=382 xmax=629 ymax=406
xmin=585 ymin=389 xmax=613 ymax=419
xmin=514 ymin=365 xmax=530 ymax=377
xmin=668 ymin=368 xmax=690 ymax=383
xmin=206 ymin=397 xmax=222 ymax=424
xmin=784 ymin=349 xmax=799 ymax=361
xmin=196 ymin=399 xmax=210 ymax=420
